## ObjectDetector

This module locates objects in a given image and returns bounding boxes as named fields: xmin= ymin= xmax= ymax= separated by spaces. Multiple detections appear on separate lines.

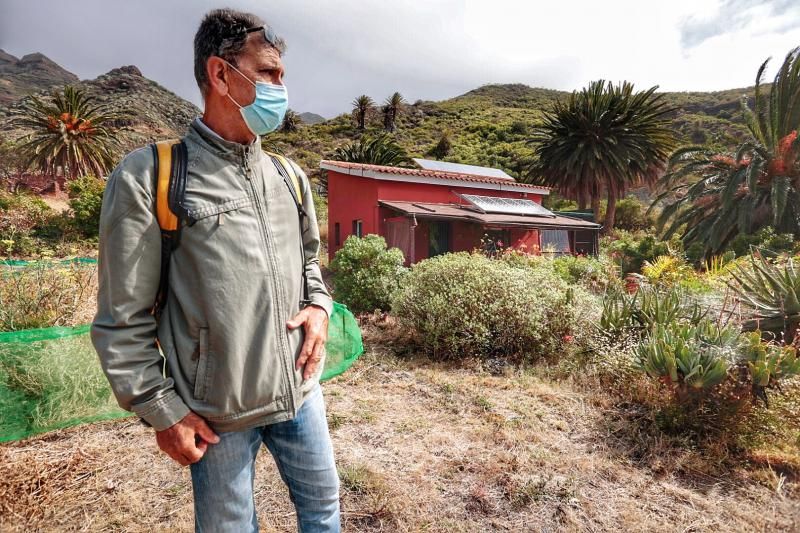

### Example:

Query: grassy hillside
xmin=270 ymin=83 xmax=753 ymax=182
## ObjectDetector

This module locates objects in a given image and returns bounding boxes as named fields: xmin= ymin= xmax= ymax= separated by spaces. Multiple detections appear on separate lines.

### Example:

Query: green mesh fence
xmin=0 ymin=257 xmax=97 ymax=267
xmin=0 ymin=301 xmax=363 ymax=442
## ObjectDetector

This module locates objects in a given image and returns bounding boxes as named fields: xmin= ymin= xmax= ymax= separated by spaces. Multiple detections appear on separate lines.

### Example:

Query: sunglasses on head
xmin=244 ymin=25 xmax=279 ymax=48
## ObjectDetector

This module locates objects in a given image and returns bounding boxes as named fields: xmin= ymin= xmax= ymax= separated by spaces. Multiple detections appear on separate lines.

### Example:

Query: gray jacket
xmin=90 ymin=117 xmax=333 ymax=433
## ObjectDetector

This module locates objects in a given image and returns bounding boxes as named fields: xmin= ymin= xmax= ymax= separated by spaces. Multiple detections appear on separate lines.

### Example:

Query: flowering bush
xmin=330 ymin=234 xmax=407 ymax=314
xmin=392 ymin=252 xmax=598 ymax=360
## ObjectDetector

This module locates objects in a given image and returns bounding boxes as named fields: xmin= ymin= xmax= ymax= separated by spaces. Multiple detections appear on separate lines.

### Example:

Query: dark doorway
xmin=428 ymin=221 xmax=450 ymax=257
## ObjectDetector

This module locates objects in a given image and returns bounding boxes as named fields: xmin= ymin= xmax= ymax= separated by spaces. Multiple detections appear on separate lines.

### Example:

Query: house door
xmin=428 ymin=221 xmax=450 ymax=257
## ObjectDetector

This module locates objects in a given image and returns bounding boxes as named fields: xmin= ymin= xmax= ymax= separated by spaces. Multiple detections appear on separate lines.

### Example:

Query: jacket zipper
xmin=242 ymin=147 xmax=298 ymax=418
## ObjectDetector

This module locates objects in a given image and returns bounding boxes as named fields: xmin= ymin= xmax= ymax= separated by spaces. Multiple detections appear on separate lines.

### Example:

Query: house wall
xmin=327 ymin=168 xmax=547 ymax=263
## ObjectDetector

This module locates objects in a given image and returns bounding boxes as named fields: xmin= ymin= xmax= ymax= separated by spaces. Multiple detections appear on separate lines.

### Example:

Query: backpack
xmin=148 ymin=139 xmax=310 ymax=321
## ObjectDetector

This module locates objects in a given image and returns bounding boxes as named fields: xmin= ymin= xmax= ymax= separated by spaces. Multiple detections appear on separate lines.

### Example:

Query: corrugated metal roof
xmin=320 ymin=160 xmax=550 ymax=193
xmin=379 ymin=200 xmax=601 ymax=230
xmin=412 ymin=158 xmax=515 ymax=181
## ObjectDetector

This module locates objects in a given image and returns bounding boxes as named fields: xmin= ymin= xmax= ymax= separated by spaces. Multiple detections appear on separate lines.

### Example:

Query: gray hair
xmin=193 ymin=8 xmax=287 ymax=96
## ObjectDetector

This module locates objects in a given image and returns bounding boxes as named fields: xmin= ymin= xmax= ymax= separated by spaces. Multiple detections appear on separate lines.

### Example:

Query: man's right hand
xmin=155 ymin=411 xmax=220 ymax=466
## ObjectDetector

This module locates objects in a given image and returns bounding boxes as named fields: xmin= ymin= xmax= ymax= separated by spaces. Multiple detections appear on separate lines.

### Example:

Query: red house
xmin=323 ymin=158 xmax=601 ymax=265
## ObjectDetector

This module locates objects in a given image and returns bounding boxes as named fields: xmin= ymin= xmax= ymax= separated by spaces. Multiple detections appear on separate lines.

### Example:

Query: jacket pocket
xmin=193 ymin=327 xmax=210 ymax=401
xmin=187 ymin=195 xmax=253 ymax=221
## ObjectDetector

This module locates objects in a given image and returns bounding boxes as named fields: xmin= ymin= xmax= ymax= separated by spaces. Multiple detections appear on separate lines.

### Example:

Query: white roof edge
xmin=320 ymin=161 xmax=550 ymax=195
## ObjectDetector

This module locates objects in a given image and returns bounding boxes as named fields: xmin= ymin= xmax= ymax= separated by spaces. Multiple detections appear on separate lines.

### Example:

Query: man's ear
xmin=206 ymin=56 xmax=231 ymax=97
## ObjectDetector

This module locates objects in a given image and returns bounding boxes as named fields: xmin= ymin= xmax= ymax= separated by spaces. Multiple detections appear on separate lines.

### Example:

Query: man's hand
xmin=155 ymin=411 xmax=220 ymax=466
xmin=286 ymin=304 xmax=329 ymax=380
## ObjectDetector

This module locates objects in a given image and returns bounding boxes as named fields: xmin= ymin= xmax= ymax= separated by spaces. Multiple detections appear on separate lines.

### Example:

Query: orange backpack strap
xmin=150 ymin=139 xmax=189 ymax=320
xmin=154 ymin=140 xmax=180 ymax=231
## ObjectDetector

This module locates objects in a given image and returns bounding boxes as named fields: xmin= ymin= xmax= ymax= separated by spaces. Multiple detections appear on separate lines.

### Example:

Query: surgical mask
xmin=224 ymin=60 xmax=288 ymax=135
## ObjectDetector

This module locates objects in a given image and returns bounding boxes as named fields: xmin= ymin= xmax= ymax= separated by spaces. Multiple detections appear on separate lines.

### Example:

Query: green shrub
xmin=330 ymin=235 xmax=407 ymax=313
xmin=0 ymin=191 xmax=64 ymax=256
xmin=67 ymin=176 xmax=105 ymax=238
xmin=603 ymin=230 xmax=676 ymax=274
xmin=392 ymin=252 xmax=596 ymax=360
xmin=728 ymin=226 xmax=797 ymax=257
xmin=551 ymin=254 xmax=621 ymax=293
xmin=613 ymin=197 xmax=652 ymax=231
xmin=0 ymin=261 xmax=98 ymax=331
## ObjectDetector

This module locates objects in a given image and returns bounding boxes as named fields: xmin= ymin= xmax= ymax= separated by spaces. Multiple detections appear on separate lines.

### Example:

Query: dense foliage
xmin=333 ymin=133 xmax=411 ymax=166
xmin=528 ymin=80 xmax=677 ymax=230
xmin=392 ymin=252 xmax=595 ymax=360
xmin=330 ymin=235 xmax=407 ymax=313
xmin=10 ymin=86 xmax=125 ymax=180
xmin=654 ymin=47 xmax=800 ymax=257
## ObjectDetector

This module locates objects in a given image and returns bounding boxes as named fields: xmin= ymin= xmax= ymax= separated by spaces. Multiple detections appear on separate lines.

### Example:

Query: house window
xmin=428 ymin=221 xmax=450 ymax=257
xmin=352 ymin=219 xmax=363 ymax=237
xmin=540 ymin=230 xmax=571 ymax=256
xmin=481 ymin=229 xmax=511 ymax=257
xmin=334 ymin=223 xmax=341 ymax=246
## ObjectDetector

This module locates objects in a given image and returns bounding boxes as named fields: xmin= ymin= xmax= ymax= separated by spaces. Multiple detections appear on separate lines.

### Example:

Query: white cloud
xmin=1 ymin=0 xmax=799 ymax=117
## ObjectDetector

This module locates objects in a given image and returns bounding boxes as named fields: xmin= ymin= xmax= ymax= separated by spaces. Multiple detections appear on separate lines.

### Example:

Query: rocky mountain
xmin=0 ymin=49 xmax=79 ymax=104
xmin=0 ymin=58 xmax=201 ymax=152
xmin=299 ymin=112 xmax=326 ymax=125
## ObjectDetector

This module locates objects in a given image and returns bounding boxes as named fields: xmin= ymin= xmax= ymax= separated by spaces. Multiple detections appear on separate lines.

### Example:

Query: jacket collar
xmin=186 ymin=117 xmax=263 ymax=166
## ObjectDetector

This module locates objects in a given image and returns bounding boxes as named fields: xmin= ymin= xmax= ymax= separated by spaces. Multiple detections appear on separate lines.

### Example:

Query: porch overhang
xmin=379 ymin=200 xmax=602 ymax=231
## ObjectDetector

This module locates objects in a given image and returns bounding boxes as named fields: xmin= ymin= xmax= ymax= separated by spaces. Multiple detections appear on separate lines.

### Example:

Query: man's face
xmin=226 ymin=32 xmax=285 ymax=109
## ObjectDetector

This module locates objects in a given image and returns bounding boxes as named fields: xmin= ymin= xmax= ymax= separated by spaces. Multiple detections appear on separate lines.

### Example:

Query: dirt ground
xmin=1 ymin=336 xmax=798 ymax=532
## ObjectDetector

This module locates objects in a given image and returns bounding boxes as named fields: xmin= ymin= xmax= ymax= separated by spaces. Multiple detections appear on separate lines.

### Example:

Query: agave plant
xmin=636 ymin=321 xmax=734 ymax=395
xmin=600 ymin=291 xmax=638 ymax=335
xmin=599 ymin=285 xmax=707 ymax=336
xmin=729 ymin=254 xmax=800 ymax=340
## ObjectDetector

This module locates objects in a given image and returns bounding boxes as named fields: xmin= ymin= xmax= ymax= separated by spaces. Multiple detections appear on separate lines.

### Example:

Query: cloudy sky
xmin=2 ymin=0 xmax=800 ymax=117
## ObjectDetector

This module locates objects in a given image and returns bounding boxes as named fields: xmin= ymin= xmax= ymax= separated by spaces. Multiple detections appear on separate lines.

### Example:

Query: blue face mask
xmin=225 ymin=60 xmax=288 ymax=135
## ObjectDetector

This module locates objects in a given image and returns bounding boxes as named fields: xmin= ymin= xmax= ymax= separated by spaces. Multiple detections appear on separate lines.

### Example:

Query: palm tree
xmin=653 ymin=47 xmax=800 ymax=257
xmin=333 ymin=133 xmax=411 ymax=166
xmin=527 ymin=80 xmax=676 ymax=231
xmin=281 ymin=109 xmax=302 ymax=132
xmin=382 ymin=92 xmax=405 ymax=132
xmin=11 ymin=85 xmax=124 ymax=183
xmin=351 ymin=95 xmax=374 ymax=130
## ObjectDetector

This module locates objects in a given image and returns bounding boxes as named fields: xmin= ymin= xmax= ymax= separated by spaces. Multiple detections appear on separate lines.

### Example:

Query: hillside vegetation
xmin=271 ymin=83 xmax=754 ymax=180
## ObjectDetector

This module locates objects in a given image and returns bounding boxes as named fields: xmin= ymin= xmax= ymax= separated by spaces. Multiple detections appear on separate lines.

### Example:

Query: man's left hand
xmin=286 ymin=305 xmax=329 ymax=380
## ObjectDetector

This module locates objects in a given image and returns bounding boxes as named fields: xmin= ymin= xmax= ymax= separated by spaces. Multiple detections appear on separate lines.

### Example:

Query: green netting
xmin=322 ymin=301 xmax=365 ymax=381
xmin=0 ymin=301 xmax=363 ymax=442
xmin=1 ymin=257 xmax=97 ymax=267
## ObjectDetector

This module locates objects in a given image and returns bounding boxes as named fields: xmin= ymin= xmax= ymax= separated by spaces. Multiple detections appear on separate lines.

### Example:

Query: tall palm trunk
xmin=604 ymin=192 xmax=618 ymax=234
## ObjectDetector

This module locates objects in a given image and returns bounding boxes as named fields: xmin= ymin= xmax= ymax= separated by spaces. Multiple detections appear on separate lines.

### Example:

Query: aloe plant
xmin=600 ymin=291 xmax=637 ymax=334
xmin=636 ymin=321 xmax=735 ymax=397
xmin=600 ymin=286 xmax=707 ymax=336
xmin=739 ymin=331 xmax=800 ymax=404
xmin=730 ymin=254 xmax=800 ymax=340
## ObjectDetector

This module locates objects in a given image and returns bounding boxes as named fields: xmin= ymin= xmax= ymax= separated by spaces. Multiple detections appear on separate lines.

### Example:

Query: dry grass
xmin=1 ymin=322 xmax=798 ymax=532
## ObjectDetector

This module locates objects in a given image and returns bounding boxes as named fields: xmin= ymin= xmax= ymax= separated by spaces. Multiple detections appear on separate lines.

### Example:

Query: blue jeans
xmin=190 ymin=384 xmax=340 ymax=532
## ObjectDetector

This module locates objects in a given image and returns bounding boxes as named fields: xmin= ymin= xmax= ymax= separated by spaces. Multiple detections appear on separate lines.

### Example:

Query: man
xmin=90 ymin=8 xmax=340 ymax=532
